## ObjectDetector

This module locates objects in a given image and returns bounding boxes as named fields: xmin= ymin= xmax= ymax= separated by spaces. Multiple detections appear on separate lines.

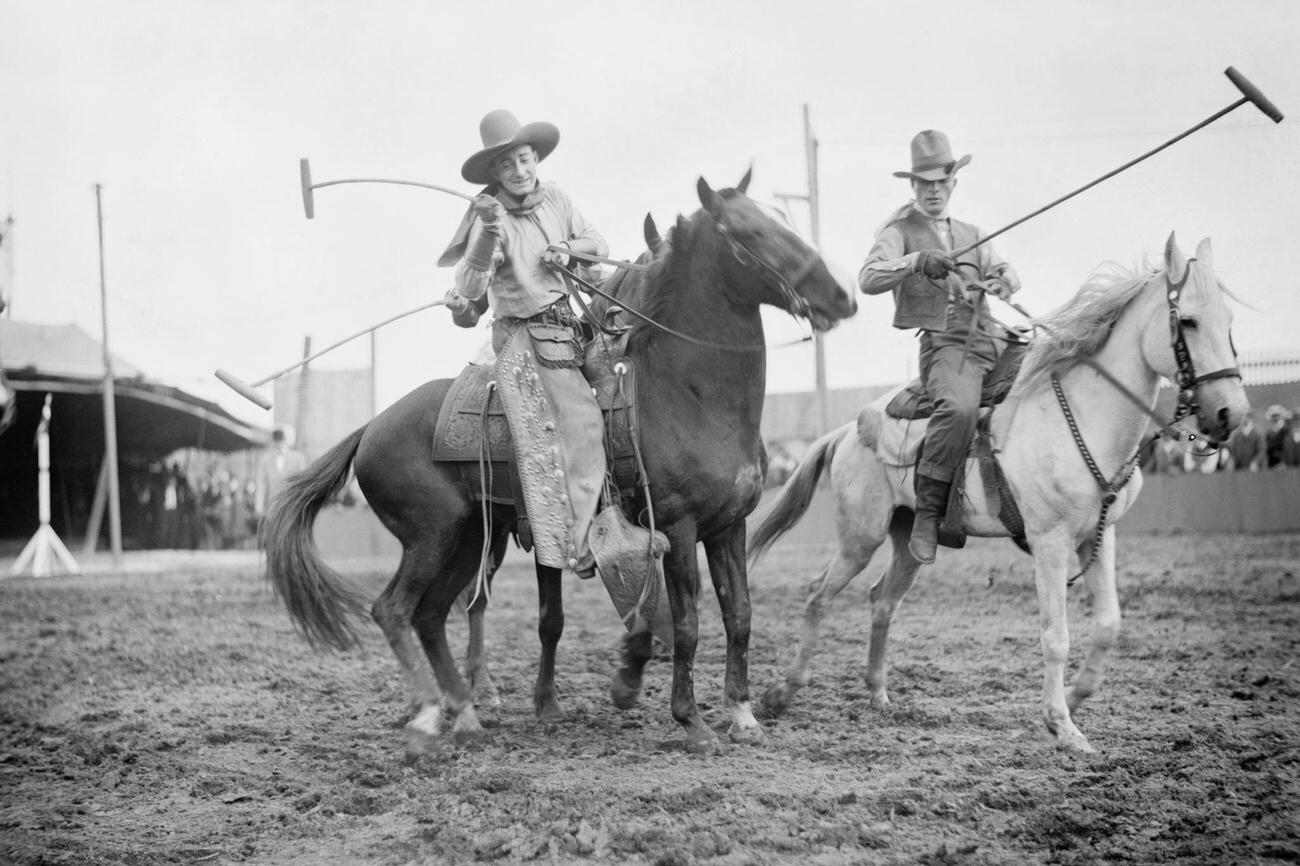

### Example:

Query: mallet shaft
xmin=215 ymin=298 xmax=450 ymax=409
xmin=953 ymin=66 xmax=1284 ymax=259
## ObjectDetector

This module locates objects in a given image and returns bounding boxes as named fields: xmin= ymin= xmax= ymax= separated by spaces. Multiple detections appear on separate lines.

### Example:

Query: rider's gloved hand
xmin=915 ymin=250 xmax=955 ymax=280
xmin=541 ymin=242 xmax=572 ymax=269
xmin=472 ymin=193 xmax=505 ymax=227
xmin=987 ymin=266 xmax=1019 ymax=300
xmin=443 ymin=287 xmax=469 ymax=314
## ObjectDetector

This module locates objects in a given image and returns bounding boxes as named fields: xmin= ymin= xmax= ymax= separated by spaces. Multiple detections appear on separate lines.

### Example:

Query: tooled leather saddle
xmin=430 ymin=339 xmax=643 ymax=523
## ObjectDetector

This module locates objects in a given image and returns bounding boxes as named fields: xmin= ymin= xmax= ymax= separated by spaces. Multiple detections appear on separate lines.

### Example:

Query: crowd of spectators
xmin=1141 ymin=404 xmax=1300 ymax=474
xmin=119 ymin=424 xmax=335 ymax=550
xmin=124 ymin=463 xmax=260 ymax=550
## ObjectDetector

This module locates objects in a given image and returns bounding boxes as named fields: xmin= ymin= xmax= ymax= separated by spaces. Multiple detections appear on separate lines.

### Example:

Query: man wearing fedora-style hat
xmin=438 ymin=109 xmax=609 ymax=575
xmin=860 ymin=130 xmax=1022 ymax=563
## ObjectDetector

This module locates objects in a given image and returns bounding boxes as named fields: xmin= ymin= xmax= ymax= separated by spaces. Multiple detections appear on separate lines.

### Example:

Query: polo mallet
xmin=299 ymin=158 xmax=475 ymax=218
xmin=215 ymin=298 xmax=449 ymax=409
xmin=953 ymin=66 xmax=1284 ymax=261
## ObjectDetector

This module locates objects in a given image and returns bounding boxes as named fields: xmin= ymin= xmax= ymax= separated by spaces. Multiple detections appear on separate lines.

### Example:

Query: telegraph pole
xmin=776 ymin=104 xmax=830 ymax=434
xmin=95 ymin=184 xmax=123 ymax=564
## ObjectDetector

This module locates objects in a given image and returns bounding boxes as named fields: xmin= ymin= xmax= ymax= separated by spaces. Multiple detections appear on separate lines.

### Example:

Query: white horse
xmin=749 ymin=233 xmax=1250 ymax=753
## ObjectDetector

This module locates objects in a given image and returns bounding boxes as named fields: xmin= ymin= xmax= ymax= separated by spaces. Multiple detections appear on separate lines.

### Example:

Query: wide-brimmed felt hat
xmin=893 ymin=129 xmax=971 ymax=181
xmin=461 ymin=109 xmax=560 ymax=185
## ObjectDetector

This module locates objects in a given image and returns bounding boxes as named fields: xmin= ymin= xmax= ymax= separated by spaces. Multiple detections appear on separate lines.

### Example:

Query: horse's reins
xmin=931 ymin=260 xmax=1240 ymax=582
xmin=547 ymin=217 xmax=825 ymax=353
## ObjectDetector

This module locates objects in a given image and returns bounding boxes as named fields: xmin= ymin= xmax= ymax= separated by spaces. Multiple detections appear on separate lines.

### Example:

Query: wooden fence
xmin=313 ymin=467 xmax=1300 ymax=563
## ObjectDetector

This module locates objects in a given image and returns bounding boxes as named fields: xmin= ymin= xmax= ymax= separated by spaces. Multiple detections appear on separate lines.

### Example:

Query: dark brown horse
xmin=263 ymin=171 xmax=857 ymax=755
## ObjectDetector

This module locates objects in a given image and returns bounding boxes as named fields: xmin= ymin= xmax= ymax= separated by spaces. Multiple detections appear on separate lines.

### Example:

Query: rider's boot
xmin=908 ymin=475 xmax=951 ymax=564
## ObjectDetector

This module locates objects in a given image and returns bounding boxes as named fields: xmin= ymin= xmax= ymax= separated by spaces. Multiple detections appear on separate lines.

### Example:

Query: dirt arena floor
xmin=2 ymin=532 xmax=1298 ymax=865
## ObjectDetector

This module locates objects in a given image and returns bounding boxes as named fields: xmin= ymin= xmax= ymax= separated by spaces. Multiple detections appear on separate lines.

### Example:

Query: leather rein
xmin=549 ymin=217 xmax=824 ymax=353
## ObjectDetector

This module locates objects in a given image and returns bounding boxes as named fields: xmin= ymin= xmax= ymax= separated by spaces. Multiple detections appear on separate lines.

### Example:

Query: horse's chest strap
xmin=1052 ymin=373 xmax=1139 ymax=584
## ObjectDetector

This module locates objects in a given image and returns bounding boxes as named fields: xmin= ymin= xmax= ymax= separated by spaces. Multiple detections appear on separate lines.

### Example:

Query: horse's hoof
xmin=473 ymin=683 xmax=503 ymax=711
xmin=535 ymin=695 xmax=565 ymax=723
xmin=403 ymin=725 xmax=440 ymax=761
xmin=728 ymin=723 xmax=767 ymax=746
xmin=449 ymin=706 xmax=483 ymax=744
xmin=759 ymin=685 xmax=792 ymax=718
xmin=611 ymin=676 xmax=642 ymax=710
xmin=1055 ymin=730 xmax=1097 ymax=754
xmin=868 ymin=692 xmax=891 ymax=710
xmin=684 ymin=732 xmax=720 ymax=755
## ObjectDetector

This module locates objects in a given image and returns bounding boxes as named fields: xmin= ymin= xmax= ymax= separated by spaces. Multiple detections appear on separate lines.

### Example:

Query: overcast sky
xmin=3 ymin=0 xmax=1297 ymax=427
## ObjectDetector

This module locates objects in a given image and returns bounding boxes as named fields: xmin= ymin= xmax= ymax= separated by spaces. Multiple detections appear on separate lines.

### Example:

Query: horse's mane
xmin=623 ymin=214 xmax=696 ymax=354
xmin=1013 ymin=260 xmax=1159 ymax=395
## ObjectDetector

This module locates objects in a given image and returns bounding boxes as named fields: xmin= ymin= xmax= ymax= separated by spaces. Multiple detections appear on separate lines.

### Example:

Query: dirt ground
xmin=2 ymin=532 xmax=1298 ymax=865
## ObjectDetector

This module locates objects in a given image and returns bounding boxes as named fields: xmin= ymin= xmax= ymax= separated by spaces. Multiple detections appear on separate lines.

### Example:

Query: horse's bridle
xmin=1055 ymin=259 xmax=1241 ymax=583
xmin=1164 ymin=258 xmax=1242 ymax=428
xmin=713 ymin=220 xmax=818 ymax=320
xmin=549 ymin=215 xmax=827 ymax=352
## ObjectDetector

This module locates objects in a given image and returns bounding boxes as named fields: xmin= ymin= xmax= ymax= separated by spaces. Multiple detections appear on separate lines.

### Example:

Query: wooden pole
xmin=95 ymin=184 xmax=123 ymax=564
xmin=805 ymin=104 xmax=830 ymax=436
xmin=370 ymin=330 xmax=378 ymax=417
xmin=295 ymin=335 xmax=312 ymax=455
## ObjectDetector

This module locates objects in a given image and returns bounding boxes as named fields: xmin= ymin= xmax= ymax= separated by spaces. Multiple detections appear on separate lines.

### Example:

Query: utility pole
xmin=776 ymin=104 xmax=830 ymax=435
xmin=95 ymin=184 xmax=123 ymax=564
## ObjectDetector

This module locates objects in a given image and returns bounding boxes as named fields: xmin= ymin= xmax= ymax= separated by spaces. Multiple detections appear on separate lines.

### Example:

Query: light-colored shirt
xmin=858 ymin=202 xmax=1018 ymax=300
xmin=455 ymin=182 xmax=607 ymax=320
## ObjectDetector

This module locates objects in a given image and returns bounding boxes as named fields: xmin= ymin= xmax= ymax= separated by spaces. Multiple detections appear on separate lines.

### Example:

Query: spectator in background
xmin=1224 ymin=409 xmax=1267 ymax=471
xmin=1281 ymin=409 xmax=1300 ymax=468
xmin=1183 ymin=438 xmax=1228 ymax=474
xmin=256 ymin=425 xmax=308 ymax=524
xmin=1145 ymin=434 xmax=1187 ymax=475
xmin=1264 ymin=404 xmax=1291 ymax=468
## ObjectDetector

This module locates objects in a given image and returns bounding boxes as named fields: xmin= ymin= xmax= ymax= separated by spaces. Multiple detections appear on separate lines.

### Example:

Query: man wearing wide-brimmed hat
xmin=859 ymin=130 xmax=1022 ymax=563
xmin=438 ymin=109 xmax=608 ymax=574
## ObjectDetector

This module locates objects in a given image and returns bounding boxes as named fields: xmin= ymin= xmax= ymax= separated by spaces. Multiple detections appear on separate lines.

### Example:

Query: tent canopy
xmin=1 ymin=318 xmax=269 ymax=461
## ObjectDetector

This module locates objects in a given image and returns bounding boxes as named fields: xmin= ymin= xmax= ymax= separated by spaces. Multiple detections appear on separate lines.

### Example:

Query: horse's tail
xmin=748 ymin=422 xmax=852 ymax=566
xmin=262 ymin=425 xmax=372 ymax=652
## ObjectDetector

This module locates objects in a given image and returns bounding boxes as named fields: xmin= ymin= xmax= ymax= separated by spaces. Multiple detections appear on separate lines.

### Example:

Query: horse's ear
xmin=1164 ymin=231 xmax=1188 ymax=283
xmin=697 ymin=177 xmax=722 ymax=216
xmin=1194 ymin=237 xmax=1214 ymax=271
xmin=643 ymin=213 xmax=661 ymax=252
xmin=736 ymin=165 xmax=753 ymax=195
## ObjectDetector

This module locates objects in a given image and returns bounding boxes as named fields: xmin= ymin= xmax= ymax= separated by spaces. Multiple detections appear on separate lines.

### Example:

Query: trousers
xmin=917 ymin=316 xmax=1001 ymax=483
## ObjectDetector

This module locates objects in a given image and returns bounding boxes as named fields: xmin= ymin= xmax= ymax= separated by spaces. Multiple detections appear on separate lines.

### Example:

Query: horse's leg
xmin=533 ymin=562 xmax=565 ymax=721
xmin=703 ymin=525 xmax=762 ymax=745
xmin=661 ymin=521 xmax=715 ymax=752
xmin=864 ymin=509 xmax=926 ymax=709
xmin=1067 ymin=525 xmax=1120 ymax=716
xmin=371 ymin=551 xmax=445 ymax=745
xmin=409 ymin=528 xmax=492 ymax=745
xmin=761 ymin=496 xmax=890 ymax=718
xmin=1031 ymin=529 xmax=1095 ymax=753
xmin=463 ymin=527 xmax=510 ymax=712
xmin=611 ymin=629 xmax=653 ymax=710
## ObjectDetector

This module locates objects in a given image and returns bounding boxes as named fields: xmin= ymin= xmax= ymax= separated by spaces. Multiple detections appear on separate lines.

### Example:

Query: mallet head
xmin=300 ymin=158 xmax=316 ymax=219
xmin=1225 ymin=66 xmax=1284 ymax=123
xmin=215 ymin=368 xmax=272 ymax=410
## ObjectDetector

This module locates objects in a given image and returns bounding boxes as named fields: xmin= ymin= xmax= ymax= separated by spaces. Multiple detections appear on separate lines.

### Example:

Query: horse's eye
xmin=1178 ymin=317 xmax=1198 ymax=330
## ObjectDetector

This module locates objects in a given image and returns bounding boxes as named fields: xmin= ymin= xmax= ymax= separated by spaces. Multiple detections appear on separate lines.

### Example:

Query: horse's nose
xmin=826 ymin=259 xmax=859 ymax=317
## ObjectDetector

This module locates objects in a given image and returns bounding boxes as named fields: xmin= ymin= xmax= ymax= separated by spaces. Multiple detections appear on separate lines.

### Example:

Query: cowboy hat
xmin=461 ymin=109 xmax=560 ymax=185
xmin=893 ymin=129 xmax=971 ymax=181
